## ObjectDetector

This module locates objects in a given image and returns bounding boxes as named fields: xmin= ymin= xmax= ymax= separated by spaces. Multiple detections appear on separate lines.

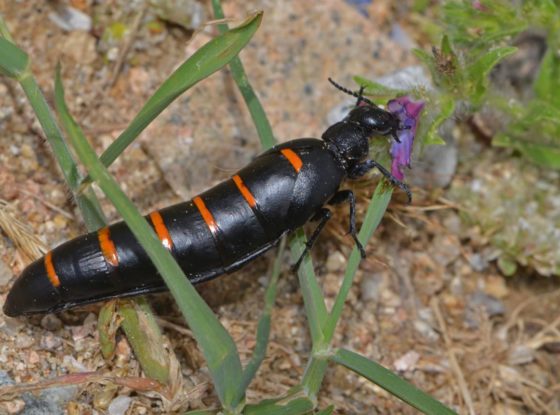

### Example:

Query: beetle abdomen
xmin=3 ymin=139 xmax=344 ymax=316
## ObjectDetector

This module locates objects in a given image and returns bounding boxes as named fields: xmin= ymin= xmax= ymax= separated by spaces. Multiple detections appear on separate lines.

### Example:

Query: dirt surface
xmin=0 ymin=1 xmax=559 ymax=414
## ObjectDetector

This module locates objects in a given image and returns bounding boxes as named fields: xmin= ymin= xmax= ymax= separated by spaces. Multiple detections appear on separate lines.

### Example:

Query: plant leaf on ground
xmin=332 ymin=348 xmax=458 ymax=415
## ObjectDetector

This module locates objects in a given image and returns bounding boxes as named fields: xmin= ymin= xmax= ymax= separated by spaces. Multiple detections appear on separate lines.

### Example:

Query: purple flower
xmin=472 ymin=1 xmax=486 ymax=11
xmin=387 ymin=97 xmax=425 ymax=181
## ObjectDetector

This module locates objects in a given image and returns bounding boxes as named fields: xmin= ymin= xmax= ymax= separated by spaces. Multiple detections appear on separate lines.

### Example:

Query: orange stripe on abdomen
xmin=280 ymin=148 xmax=303 ymax=172
xmin=232 ymin=175 xmax=257 ymax=208
xmin=193 ymin=196 xmax=218 ymax=235
xmin=98 ymin=227 xmax=119 ymax=267
xmin=44 ymin=251 xmax=61 ymax=287
xmin=149 ymin=210 xmax=174 ymax=250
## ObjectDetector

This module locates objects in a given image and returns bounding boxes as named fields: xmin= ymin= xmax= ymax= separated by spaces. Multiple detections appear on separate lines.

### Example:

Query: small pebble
xmin=468 ymin=252 xmax=489 ymax=272
xmin=413 ymin=319 xmax=439 ymax=342
xmin=9 ymin=145 xmax=20 ymax=156
xmin=359 ymin=272 xmax=385 ymax=302
xmin=508 ymin=344 xmax=535 ymax=365
xmin=40 ymin=332 xmax=63 ymax=350
xmin=28 ymin=350 xmax=40 ymax=365
xmin=49 ymin=6 xmax=92 ymax=31
xmin=468 ymin=291 xmax=505 ymax=317
xmin=325 ymin=251 xmax=346 ymax=272
xmin=15 ymin=333 xmax=34 ymax=348
xmin=19 ymin=144 xmax=34 ymax=159
xmin=1 ymin=399 xmax=25 ymax=414
xmin=431 ymin=234 xmax=461 ymax=267
xmin=1 ymin=315 xmax=25 ymax=336
xmin=108 ymin=395 xmax=132 ymax=415
xmin=94 ymin=385 xmax=118 ymax=411
xmin=498 ymin=365 xmax=521 ymax=384
xmin=484 ymin=275 xmax=509 ymax=298
xmin=150 ymin=0 xmax=205 ymax=30
xmin=393 ymin=350 xmax=420 ymax=372
xmin=41 ymin=314 xmax=63 ymax=331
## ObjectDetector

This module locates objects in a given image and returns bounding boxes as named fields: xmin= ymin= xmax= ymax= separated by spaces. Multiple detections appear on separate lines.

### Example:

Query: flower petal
xmin=388 ymin=96 xmax=425 ymax=180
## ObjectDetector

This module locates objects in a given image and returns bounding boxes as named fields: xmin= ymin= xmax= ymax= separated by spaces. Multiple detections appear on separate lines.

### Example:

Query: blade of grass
xmin=54 ymin=73 xmax=243 ymax=408
xmin=211 ymin=0 xmax=275 ymax=149
xmin=290 ymin=229 xmax=328 ymax=345
xmin=323 ymin=182 xmax=392 ymax=342
xmin=315 ymin=405 xmax=334 ymax=415
xmin=300 ymin=357 xmax=328 ymax=399
xmin=81 ymin=11 xmax=262 ymax=185
xmin=244 ymin=386 xmax=315 ymax=415
xmin=0 ymin=37 xmax=28 ymax=78
xmin=332 ymin=348 xmax=458 ymax=415
xmin=238 ymin=237 xmax=286 ymax=397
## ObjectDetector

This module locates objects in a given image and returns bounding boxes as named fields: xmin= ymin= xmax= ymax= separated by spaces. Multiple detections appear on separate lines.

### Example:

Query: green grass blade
xmin=332 ymin=348 xmax=458 ymax=415
xmin=315 ymin=405 xmax=334 ymax=415
xmin=211 ymin=0 xmax=275 ymax=149
xmin=290 ymin=229 xmax=328 ymax=345
xmin=92 ymin=11 xmax=263 ymax=177
xmin=238 ymin=237 xmax=286 ymax=397
xmin=300 ymin=357 xmax=328 ymax=398
xmin=322 ymin=182 xmax=392 ymax=341
xmin=54 ymin=73 xmax=243 ymax=408
xmin=0 ymin=37 xmax=28 ymax=78
xmin=244 ymin=387 xmax=315 ymax=415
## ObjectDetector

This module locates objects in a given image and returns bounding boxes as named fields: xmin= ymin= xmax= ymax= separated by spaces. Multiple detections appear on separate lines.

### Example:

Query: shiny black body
xmin=3 ymin=81 xmax=410 ymax=317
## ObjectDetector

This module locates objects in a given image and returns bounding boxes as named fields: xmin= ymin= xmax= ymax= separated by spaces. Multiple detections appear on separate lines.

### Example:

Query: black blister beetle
xmin=3 ymin=79 xmax=411 ymax=317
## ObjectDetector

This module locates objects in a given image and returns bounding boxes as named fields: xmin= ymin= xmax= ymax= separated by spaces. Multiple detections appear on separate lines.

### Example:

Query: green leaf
xmin=353 ymin=75 xmax=405 ymax=99
xmin=92 ymin=11 xmax=263 ymax=177
xmin=466 ymin=46 xmax=517 ymax=105
xmin=425 ymin=96 xmax=454 ymax=145
xmin=0 ymin=37 xmax=28 ymax=79
xmin=412 ymin=48 xmax=438 ymax=81
xmin=412 ymin=47 xmax=434 ymax=68
xmin=301 ymin=357 xmax=328 ymax=399
xmin=117 ymin=298 xmax=171 ymax=384
xmin=54 ymin=70 xmax=244 ymax=408
xmin=440 ymin=35 xmax=453 ymax=56
xmin=495 ymin=132 xmax=560 ymax=169
xmin=332 ymin=348 xmax=458 ymax=415
xmin=497 ymin=255 xmax=518 ymax=276
xmin=315 ymin=405 xmax=334 ymax=415
xmin=244 ymin=387 xmax=315 ymax=415
xmin=98 ymin=301 xmax=119 ymax=359
xmin=534 ymin=47 xmax=560 ymax=108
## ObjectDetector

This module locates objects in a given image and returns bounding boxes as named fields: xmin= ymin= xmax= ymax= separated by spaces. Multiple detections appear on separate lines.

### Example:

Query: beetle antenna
xmin=328 ymin=77 xmax=376 ymax=107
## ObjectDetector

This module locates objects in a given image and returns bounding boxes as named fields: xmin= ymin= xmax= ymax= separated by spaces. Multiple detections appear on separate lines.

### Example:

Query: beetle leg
xmin=329 ymin=190 xmax=366 ymax=259
xmin=348 ymin=159 xmax=412 ymax=203
xmin=292 ymin=208 xmax=332 ymax=272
